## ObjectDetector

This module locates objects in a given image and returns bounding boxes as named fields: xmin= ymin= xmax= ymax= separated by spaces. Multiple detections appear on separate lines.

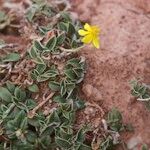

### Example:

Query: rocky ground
xmin=71 ymin=0 xmax=150 ymax=148
xmin=0 ymin=0 xmax=150 ymax=149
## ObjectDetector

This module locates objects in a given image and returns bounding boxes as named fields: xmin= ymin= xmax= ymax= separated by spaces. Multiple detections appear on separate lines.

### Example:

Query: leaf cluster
xmin=0 ymin=82 xmax=91 ymax=149
xmin=130 ymin=80 xmax=150 ymax=110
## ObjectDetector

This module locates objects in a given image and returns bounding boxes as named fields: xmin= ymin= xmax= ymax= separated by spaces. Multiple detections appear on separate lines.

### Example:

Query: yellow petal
xmin=78 ymin=29 xmax=89 ymax=36
xmin=92 ymin=36 xmax=100 ymax=49
xmin=81 ymin=34 xmax=93 ymax=44
xmin=84 ymin=23 xmax=92 ymax=31
xmin=91 ymin=26 xmax=100 ymax=33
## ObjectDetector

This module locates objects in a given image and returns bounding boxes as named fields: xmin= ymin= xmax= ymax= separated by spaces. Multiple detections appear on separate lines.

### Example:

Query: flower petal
xmin=92 ymin=36 xmax=100 ymax=49
xmin=84 ymin=23 xmax=92 ymax=31
xmin=81 ymin=34 xmax=93 ymax=44
xmin=91 ymin=26 xmax=100 ymax=33
xmin=78 ymin=29 xmax=89 ymax=36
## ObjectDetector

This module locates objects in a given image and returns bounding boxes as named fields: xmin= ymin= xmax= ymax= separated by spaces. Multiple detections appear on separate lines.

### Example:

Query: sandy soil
xmin=72 ymin=0 xmax=150 ymax=147
xmin=0 ymin=0 xmax=150 ymax=149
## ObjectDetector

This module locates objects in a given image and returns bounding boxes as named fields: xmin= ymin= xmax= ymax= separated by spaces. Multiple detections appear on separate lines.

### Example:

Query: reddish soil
xmin=0 ymin=0 xmax=150 ymax=149
xmin=72 ymin=0 xmax=150 ymax=148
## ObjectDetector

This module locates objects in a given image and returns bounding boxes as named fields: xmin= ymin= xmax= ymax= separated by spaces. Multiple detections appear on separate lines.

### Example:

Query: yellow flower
xmin=78 ymin=23 xmax=100 ymax=49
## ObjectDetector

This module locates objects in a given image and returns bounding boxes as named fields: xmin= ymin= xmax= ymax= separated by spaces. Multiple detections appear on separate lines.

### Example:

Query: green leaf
xmin=20 ymin=117 xmax=28 ymax=130
xmin=48 ymin=81 xmax=60 ymax=91
xmin=34 ymin=40 xmax=46 ymax=51
xmin=26 ymin=131 xmax=37 ymax=144
xmin=60 ymin=12 xmax=71 ymax=22
xmin=78 ymin=144 xmax=92 ymax=150
xmin=142 ymin=144 xmax=149 ymax=150
xmin=37 ymin=75 xmax=50 ymax=82
xmin=55 ymin=136 xmax=72 ymax=149
xmin=65 ymin=69 xmax=77 ymax=80
xmin=45 ymin=36 xmax=57 ymax=51
xmin=29 ymin=47 xmax=38 ymax=58
xmin=28 ymin=84 xmax=39 ymax=93
xmin=14 ymin=87 xmax=26 ymax=102
xmin=36 ymin=64 xmax=46 ymax=74
xmin=42 ymin=69 xmax=58 ymax=78
xmin=61 ymin=85 xmax=66 ymax=96
xmin=14 ymin=110 xmax=26 ymax=127
xmin=75 ymin=128 xmax=85 ymax=143
xmin=58 ymin=127 xmax=73 ymax=140
xmin=26 ymin=99 xmax=37 ymax=110
xmin=47 ymin=111 xmax=60 ymax=124
xmin=40 ymin=135 xmax=51 ymax=148
xmin=3 ymin=53 xmax=20 ymax=62
xmin=53 ymin=95 xmax=66 ymax=103
xmin=107 ymin=108 xmax=123 ymax=132
xmin=0 ymin=11 xmax=8 ymax=22
xmin=57 ymin=33 xmax=65 ymax=45
xmin=33 ymin=56 xmax=45 ymax=64
xmin=58 ymin=22 xmax=68 ymax=32
xmin=26 ymin=5 xmax=37 ymax=22
xmin=75 ymin=100 xmax=85 ymax=110
xmin=6 ymin=81 xmax=15 ymax=93
xmin=100 ymin=136 xmax=114 ymax=150
xmin=68 ymin=23 xmax=76 ymax=37
xmin=0 ymin=87 xmax=12 ymax=103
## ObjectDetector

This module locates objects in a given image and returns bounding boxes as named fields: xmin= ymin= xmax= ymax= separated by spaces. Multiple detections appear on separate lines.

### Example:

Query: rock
xmin=84 ymin=106 xmax=96 ymax=115
xmin=82 ymin=84 xmax=103 ymax=101
xmin=127 ymin=136 xmax=142 ymax=149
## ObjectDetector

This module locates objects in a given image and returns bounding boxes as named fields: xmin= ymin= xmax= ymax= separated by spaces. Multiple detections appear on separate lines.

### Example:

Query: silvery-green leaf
xmin=78 ymin=144 xmax=92 ymax=150
xmin=58 ymin=127 xmax=73 ymax=140
xmin=48 ymin=81 xmax=60 ymax=91
xmin=29 ymin=47 xmax=38 ymax=58
xmin=14 ymin=87 xmax=26 ymax=102
xmin=26 ymin=99 xmax=37 ymax=110
xmin=53 ymin=95 xmax=66 ymax=103
xmin=42 ymin=5 xmax=54 ymax=17
xmin=68 ymin=23 xmax=76 ymax=35
xmin=20 ymin=117 xmax=28 ymax=130
xmin=28 ymin=84 xmax=39 ymax=93
xmin=45 ymin=36 xmax=57 ymax=51
xmin=39 ymin=135 xmax=51 ymax=148
xmin=57 ymin=33 xmax=65 ymax=45
xmin=0 ymin=87 xmax=12 ymax=103
xmin=14 ymin=110 xmax=26 ymax=127
xmin=31 ymin=69 xmax=39 ymax=80
xmin=61 ymin=85 xmax=66 ymax=96
xmin=74 ymin=100 xmax=85 ymax=110
xmin=65 ymin=69 xmax=76 ymax=80
xmin=55 ymin=136 xmax=72 ymax=149
xmin=3 ymin=53 xmax=20 ymax=62
xmin=36 ymin=64 xmax=46 ymax=74
xmin=107 ymin=108 xmax=123 ymax=132
xmin=41 ymin=69 xmax=58 ymax=78
xmin=33 ymin=56 xmax=45 ymax=64
xmin=26 ymin=131 xmax=37 ymax=144
xmin=34 ymin=40 xmax=46 ymax=51
xmin=47 ymin=111 xmax=60 ymax=124
xmin=60 ymin=12 xmax=71 ymax=22
xmin=0 ymin=11 xmax=7 ymax=22
xmin=26 ymin=5 xmax=37 ymax=22
xmin=6 ymin=81 xmax=15 ymax=93
xmin=58 ymin=22 xmax=68 ymax=32
xmin=75 ymin=128 xmax=85 ymax=143
xmin=37 ymin=75 xmax=50 ymax=82
xmin=142 ymin=144 xmax=149 ymax=150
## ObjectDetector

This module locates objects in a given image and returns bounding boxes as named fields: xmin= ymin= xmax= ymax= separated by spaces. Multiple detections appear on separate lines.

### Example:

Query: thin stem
xmin=28 ymin=92 xmax=54 ymax=118
xmin=0 ymin=103 xmax=15 ymax=125
xmin=137 ymin=97 xmax=150 ymax=101
xmin=59 ymin=45 xmax=85 ymax=53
